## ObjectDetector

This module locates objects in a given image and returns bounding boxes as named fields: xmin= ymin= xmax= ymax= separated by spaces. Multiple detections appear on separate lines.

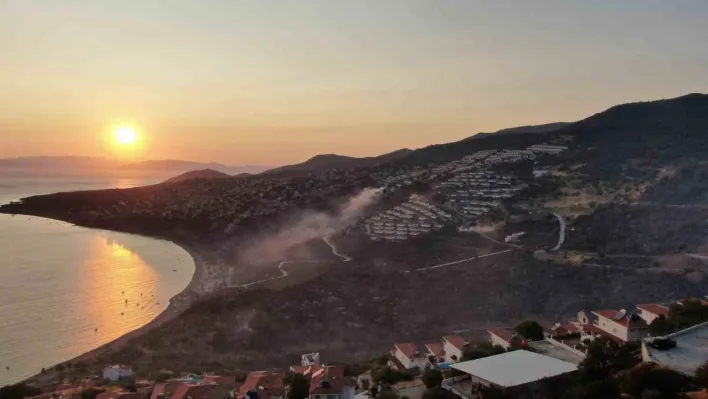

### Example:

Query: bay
xmin=0 ymin=178 xmax=195 ymax=386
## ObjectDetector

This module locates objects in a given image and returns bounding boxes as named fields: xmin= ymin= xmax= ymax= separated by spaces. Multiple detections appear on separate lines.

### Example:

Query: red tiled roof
xmin=592 ymin=310 xmax=648 ymax=329
xmin=309 ymin=365 xmax=349 ymax=395
xmin=170 ymin=383 xmax=219 ymax=399
xmin=560 ymin=322 xmax=580 ymax=333
xmin=580 ymin=324 xmax=626 ymax=345
xmin=637 ymin=304 xmax=670 ymax=317
xmin=151 ymin=383 xmax=179 ymax=399
xmin=677 ymin=298 xmax=708 ymax=306
xmin=488 ymin=328 xmax=513 ymax=343
xmin=425 ymin=342 xmax=445 ymax=357
xmin=394 ymin=342 xmax=419 ymax=359
xmin=443 ymin=335 xmax=466 ymax=351
xmin=238 ymin=371 xmax=285 ymax=399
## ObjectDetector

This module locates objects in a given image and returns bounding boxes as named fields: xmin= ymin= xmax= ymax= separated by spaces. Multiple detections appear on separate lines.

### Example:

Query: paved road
xmin=551 ymin=212 xmax=565 ymax=251
xmin=404 ymin=249 xmax=514 ymax=273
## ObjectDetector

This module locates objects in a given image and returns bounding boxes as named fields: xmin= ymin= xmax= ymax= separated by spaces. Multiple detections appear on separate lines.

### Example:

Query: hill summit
xmin=163 ymin=169 xmax=231 ymax=184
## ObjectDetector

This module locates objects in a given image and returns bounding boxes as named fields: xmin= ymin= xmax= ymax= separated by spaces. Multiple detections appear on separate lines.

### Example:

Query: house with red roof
xmin=169 ymin=383 xmax=222 ymax=399
xmin=389 ymin=342 xmax=428 ymax=371
xmin=150 ymin=382 xmax=179 ymax=399
xmin=537 ymin=320 xmax=582 ymax=339
xmin=237 ymin=371 xmax=285 ymax=399
xmin=488 ymin=328 xmax=514 ymax=350
xmin=307 ymin=365 xmax=354 ymax=399
xmin=425 ymin=342 xmax=445 ymax=364
xmin=442 ymin=335 xmax=467 ymax=363
xmin=637 ymin=304 xmax=670 ymax=325
xmin=591 ymin=309 xmax=649 ymax=343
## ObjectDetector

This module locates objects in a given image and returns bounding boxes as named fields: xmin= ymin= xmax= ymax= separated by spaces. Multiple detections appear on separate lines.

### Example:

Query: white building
xmin=592 ymin=309 xmax=649 ymax=343
xmin=642 ymin=321 xmax=708 ymax=376
xmin=487 ymin=328 xmax=513 ymax=350
xmin=636 ymin=304 xmax=670 ymax=325
xmin=102 ymin=364 xmax=133 ymax=381
xmin=443 ymin=335 xmax=466 ymax=363
xmin=389 ymin=342 xmax=428 ymax=371
xmin=445 ymin=350 xmax=578 ymax=399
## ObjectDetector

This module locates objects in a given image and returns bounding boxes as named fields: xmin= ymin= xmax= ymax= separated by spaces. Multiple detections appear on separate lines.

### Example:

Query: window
xmin=327 ymin=395 xmax=338 ymax=399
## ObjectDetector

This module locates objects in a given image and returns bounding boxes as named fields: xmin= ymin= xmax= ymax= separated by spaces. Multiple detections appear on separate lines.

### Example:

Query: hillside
xmin=163 ymin=169 xmax=231 ymax=184
xmin=4 ymin=93 xmax=708 ymax=381
xmin=261 ymin=149 xmax=412 ymax=176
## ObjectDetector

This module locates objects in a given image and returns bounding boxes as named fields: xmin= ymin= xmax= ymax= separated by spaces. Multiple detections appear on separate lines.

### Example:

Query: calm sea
xmin=0 ymin=178 xmax=196 ymax=386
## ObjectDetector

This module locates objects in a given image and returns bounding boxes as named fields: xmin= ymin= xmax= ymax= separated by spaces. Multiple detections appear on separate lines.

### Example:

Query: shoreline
xmin=0 ymin=212 xmax=207 ymax=386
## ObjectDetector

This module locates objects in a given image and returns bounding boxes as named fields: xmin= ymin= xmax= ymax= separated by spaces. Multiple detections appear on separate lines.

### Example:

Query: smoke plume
xmin=238 ymin=187 xmax=383 ymax=263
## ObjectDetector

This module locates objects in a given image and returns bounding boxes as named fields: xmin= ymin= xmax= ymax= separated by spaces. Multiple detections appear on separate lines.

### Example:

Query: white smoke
xmin=239 ymin=187 xmax=383 ymax=263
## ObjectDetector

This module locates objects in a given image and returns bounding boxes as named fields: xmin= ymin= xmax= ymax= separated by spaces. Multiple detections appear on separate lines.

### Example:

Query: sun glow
xmin=113 ymin=125 xmax=138 ymax=145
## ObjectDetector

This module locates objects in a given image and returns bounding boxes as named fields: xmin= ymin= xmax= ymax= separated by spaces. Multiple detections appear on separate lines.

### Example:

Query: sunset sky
xmin=1 ymin=0 xmax=707 ymax=165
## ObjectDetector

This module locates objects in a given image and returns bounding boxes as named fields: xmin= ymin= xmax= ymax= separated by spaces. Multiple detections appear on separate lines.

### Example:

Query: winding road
xmin=550 ymin=212 xmax=566 ymax=251
xmin=323 ymin=235 xmax=352 ymax=262
xmin=237 ymin=235 xmax=353 ymax=289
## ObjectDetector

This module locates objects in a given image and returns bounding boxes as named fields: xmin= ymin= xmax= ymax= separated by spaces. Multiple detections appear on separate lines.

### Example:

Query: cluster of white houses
xmin=364 ymin=198 xmax=453 ymax=241
xmin=439 ymin=172 xmax=527 ymax=208
xmin=429 ymin=143 xmax=567 ymax=177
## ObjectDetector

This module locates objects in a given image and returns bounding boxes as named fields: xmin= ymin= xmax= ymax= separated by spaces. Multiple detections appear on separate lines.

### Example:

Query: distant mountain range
xmin=163 ymin=169 xmax=231 ymax=184
xmin=0 ymin=157 xmax=270 ymax=178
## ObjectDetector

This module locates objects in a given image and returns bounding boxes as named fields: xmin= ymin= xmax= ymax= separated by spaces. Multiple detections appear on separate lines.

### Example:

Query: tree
xmin=372 ymin=367 xmax=414 ymax=386
xmin=81 ymin=389 xmax=106 ymax=399
xmin=422 ymin=369 xmax=443 ymax=389
xmin=286 ymin=373 xmax=310 ymax=399
xmin=621 ymin=363 xmax=690 ymax=399
xmin=515 ymin=320 xmax=544 ymax=341
xmin=695 ymin=359 xmax=708 ymax=388
xmin=579 ymin=338 xmax=637 ymax=382
xmin=155 ymin=372 xmax=172 ymax=383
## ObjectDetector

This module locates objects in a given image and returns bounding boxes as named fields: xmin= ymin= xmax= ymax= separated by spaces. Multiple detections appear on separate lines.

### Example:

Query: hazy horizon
xmin=2 ymin=0 xmax=707 ymax=164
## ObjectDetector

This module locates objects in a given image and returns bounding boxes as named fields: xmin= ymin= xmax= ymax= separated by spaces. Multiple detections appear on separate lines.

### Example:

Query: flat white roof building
xmin=450 ymin=350 xmax=578 ymax=388
xmin=642 ymin=321 xmax=708 ymax=376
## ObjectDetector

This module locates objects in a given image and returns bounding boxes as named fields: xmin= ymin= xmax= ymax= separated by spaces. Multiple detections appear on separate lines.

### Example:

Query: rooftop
xmin=637 ymin=304 xmax=670 ymax=317
xmin=488 ymin=328 xmax=513 ymax=343
xmin=443 ymin=335 xmax=467 ymax=351
xmin=527 ymin=341 xmax=585 ymax=365
xmin=426 ymin=342 xmax=445 ymax=357
xmin=643 ymin=321 xmax=708 ymax=376
xmin=451 ymin=350 xmax=578 ymax=388
xmin=592 ymin=309 xmax=648 ymax=329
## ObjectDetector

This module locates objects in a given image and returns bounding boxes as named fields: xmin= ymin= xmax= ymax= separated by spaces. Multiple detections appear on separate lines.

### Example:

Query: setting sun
xmin=114 ymin=126 xmax=138 ymax=145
